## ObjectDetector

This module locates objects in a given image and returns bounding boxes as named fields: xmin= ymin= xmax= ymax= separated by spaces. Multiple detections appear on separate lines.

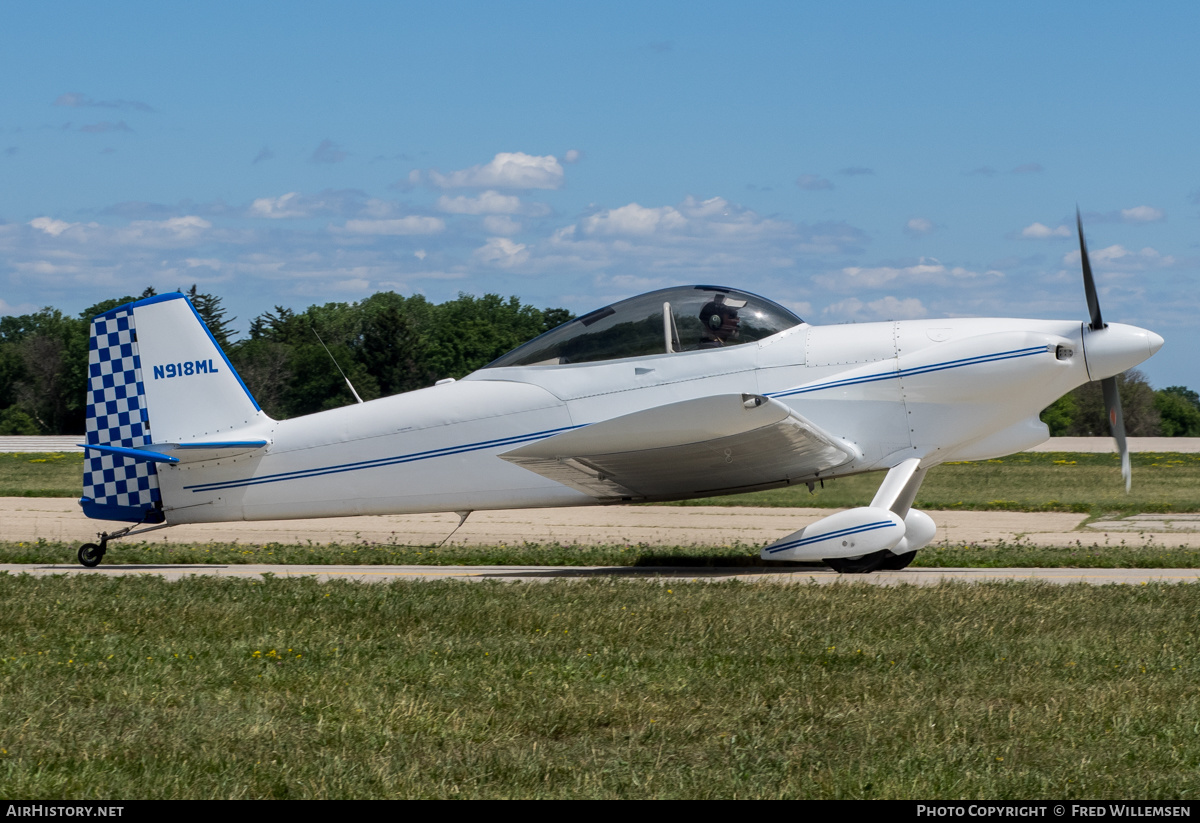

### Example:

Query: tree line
xmin=0 ymin=287 xmax=572 ymax=435
xmin=1 ymin=288 xmax=1196 ymax=437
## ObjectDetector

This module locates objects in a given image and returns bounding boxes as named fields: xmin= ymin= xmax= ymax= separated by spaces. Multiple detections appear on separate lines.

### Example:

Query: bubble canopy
xmin=485 ymin=285 xmax=803 ymax=369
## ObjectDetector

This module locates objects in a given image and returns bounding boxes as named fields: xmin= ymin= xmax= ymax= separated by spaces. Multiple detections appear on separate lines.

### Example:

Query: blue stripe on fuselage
xmin=182 ymin=424 xmax=585 ymax=494
xmin=767 ymin=345 xmax=1047 ymax=399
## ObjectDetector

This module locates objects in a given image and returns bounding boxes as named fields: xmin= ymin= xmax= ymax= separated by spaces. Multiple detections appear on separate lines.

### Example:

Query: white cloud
xmin=436 ymin=190 xmax=524 ymax=215
xmin=13 ymin=260 xmax=82 ymax=276
xmin=1064 ymin=244 xmax=1175 ymax=271
xmin=792 ymin=301 xmax=815 ymax=317
xmin=473 ymin=237 xmax=530 ymax=268
xmin=339 ymin=217 xmax=445 ymax=235
xmin=0 ymin=297 xmax=39 ymax=315
xmin=483 ymin=215 xmax=522 ymax=235
xmin=821 ymin=258 xmax=1003 ymax=290
xmin=582 ymin=203 xmax=687 ymax=236
xmin=29 ymin=217 xmax=77 ymax=236
xmin=185 ymin=258 xmax=222 ymax=270
xmin=1020 ymin=222 xmax=1071 ymax=239
xmin=250 ymin=193 xmax=309 ymax=219
xmin=1121 ymin=205 xmax=1165 ymax=223
xmin=127 ymin=216 xmax=210 ymax=240
xmin=249 ymin=190 xmax=396 ymax=220
xmin=823 ymin=296 xmax=928 ymax=321
xmin=1084 ymin=206 xmax=1168 ymax=225
xmin=430 ymin=152 xmax=564 ymax=189
xmin=905 ymin=217 xmax=935 ymax=235
xmin=563 ymin=149 xmax=581 ymax=164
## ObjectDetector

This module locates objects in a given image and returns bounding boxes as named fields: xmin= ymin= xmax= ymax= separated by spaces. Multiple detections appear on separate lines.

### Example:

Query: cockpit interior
xmin=486 ymin=286 xmax=803 ymax=368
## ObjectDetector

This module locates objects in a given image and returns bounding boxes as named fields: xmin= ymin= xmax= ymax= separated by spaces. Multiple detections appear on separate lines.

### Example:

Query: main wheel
xmin=824 ymin=550 xmax=889 ymax=574
xmin=78 ymin=543 xmax=103 ymax=568
xmin=876 ymin=551 xmax=917 ymax=571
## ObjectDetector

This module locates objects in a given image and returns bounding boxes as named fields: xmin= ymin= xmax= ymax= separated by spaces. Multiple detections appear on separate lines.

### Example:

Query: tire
xmin=876 ymin=551 xmax=916 ymax=571
xmin=78 ymin=543 xmax=103 ymax=568
xmin=824 ymin=550 xmax=889 ymax=574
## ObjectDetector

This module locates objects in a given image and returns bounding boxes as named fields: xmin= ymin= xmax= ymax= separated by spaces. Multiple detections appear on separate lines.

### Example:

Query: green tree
xmin=0 ymin=407 xmax=40 ymax=435
xmin=1154 ymin=386 xmax=1200 ymax=436
xmin=0 ymin=308 xmax=90 ymax=434
xmin=1040 ymin=393 xmax=1078 ymax=436
xmin=1064 ymin=369 xmax=1161 ymax=437
xmin=184 ymin=285 xmax=236 ymax=347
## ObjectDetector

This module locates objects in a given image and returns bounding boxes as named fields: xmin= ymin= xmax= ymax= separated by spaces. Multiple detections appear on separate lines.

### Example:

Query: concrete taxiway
xmin=8 ymin=497 xmax=1200 ymax=549
xmin=5 ymin=497 xmax=1199 ymax=586
xmin=3 ymin=563 xmax=1198 ymax=585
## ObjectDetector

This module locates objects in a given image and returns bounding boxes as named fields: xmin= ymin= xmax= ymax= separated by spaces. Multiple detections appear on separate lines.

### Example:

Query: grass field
xmin=2 ymin=574 xmax=1197 ymax=799
xmin=6 ymin=536 xmax=1200 ymax=569
xmin=8 ymin=450 xmax=1200 ymax=569
xmin=7 ymin=451 xmax=1200 ymax=515
xmin=677 ymin=452 xmax=1200 ymax=515
xmin=0 ymin=453 xmax=82 ymax=498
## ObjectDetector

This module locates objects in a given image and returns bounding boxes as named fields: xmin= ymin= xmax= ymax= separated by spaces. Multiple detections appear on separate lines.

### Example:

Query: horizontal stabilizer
xmin=80 ymin=443 xmax=179 ymax=464
xmin=501 ymin=393 xmax=858 ymax=501
xmin=147 ymin=440 xmax=269 ymax=463
xmin=81 ymin=440 xmax=268 ymax=466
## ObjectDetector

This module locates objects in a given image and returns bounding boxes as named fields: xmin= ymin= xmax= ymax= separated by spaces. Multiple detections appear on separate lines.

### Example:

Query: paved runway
xmin=6 ymin=497 xmax=1199 ymax=585
xmin=10 ymin=497 xmax=1200 ymax=548
xmin=3 ymin=562 xmax=1199 ymax=585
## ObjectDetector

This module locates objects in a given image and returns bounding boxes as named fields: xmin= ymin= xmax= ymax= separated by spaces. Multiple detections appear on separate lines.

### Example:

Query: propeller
xmin=1077 ymin=208 xmax=1131 ymax=491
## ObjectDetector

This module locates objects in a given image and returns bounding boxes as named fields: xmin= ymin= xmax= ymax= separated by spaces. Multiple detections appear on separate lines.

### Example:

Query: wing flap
xmin=501 ymin=394 xmax=858 ymax=501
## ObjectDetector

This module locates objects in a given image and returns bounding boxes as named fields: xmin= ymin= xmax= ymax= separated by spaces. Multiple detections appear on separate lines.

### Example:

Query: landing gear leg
xmin=76 ymin=520 xmax=170 ymax=568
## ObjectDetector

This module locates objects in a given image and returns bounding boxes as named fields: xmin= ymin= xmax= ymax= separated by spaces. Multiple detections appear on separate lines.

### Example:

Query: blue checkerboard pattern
xmin=83 ymin=306 xmax=162 ymax=516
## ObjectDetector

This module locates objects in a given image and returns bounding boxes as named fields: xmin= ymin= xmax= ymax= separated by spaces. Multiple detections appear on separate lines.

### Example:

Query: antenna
xmin=311 ymin=326 xmax=364 ymax=404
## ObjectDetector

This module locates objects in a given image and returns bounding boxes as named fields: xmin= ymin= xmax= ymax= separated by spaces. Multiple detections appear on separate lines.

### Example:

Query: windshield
xmin=485 ymin=285 xmax=802 ymax=368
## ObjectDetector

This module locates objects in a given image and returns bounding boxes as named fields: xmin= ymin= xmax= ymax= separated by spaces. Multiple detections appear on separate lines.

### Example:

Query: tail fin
xmin=82 ymin=293 xmax=265 ymax=522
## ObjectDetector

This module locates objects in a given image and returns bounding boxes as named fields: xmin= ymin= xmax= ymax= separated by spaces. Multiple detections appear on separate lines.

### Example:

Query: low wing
xmin=500 ymin=393 xmax=858 ymax=501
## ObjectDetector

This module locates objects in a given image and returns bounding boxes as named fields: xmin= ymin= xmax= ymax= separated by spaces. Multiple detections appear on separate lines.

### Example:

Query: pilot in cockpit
xmin=698 ymin=294 xmax=745 ymax=347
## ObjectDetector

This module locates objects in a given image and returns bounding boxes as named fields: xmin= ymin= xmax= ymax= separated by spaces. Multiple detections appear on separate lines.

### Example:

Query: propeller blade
xmin=1077 ymin=208 xmax=1104 ymax=331
xmin=1101 ymin=376 xmax=1131 ymax=492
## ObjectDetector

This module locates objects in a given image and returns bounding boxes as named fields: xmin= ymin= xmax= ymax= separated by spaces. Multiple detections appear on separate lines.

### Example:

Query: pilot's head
xmin=699 ymin=297 xmax=741 ymax=343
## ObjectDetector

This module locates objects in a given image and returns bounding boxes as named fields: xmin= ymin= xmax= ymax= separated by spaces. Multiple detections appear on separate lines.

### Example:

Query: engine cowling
xmin=760 ymin=506 xmax=905 ymax=561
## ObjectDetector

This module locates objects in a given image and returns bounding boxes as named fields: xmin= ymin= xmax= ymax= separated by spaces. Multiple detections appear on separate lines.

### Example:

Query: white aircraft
xmin=77 ymin=216 xmax=1162 ymax=572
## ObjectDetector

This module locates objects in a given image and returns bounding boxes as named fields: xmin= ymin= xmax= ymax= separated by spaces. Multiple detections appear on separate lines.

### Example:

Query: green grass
xmin=0 ymin=452 xmax=83 ymax=497
xmin=2 ymin=575 xmax=1198 ymax=799
xmin=8 ymin=451 xmax=1200 ymax=516
xmin=671 ymin=452 xmax=1200 ymax=515
xmin=6 ymin=535 xmax=1200 ymax=569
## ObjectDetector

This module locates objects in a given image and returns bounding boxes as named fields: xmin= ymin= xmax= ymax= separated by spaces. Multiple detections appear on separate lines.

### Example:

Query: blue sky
xmin=2 ymin=2 xmax=1196 ymax=388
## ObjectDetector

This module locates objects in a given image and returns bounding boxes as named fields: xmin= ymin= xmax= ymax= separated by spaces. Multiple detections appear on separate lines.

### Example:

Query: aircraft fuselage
xmin=153 ymin=315 xmax=1157 ymax=524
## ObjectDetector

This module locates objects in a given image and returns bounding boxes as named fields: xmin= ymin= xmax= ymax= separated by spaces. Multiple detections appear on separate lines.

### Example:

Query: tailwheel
xmin=876 ymin=551 xmax=916 ymax=571
xmin=78 ymin=542 xmax=105 ymax=568
xmin=824 ymin=550 xmax=890 ymax=574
